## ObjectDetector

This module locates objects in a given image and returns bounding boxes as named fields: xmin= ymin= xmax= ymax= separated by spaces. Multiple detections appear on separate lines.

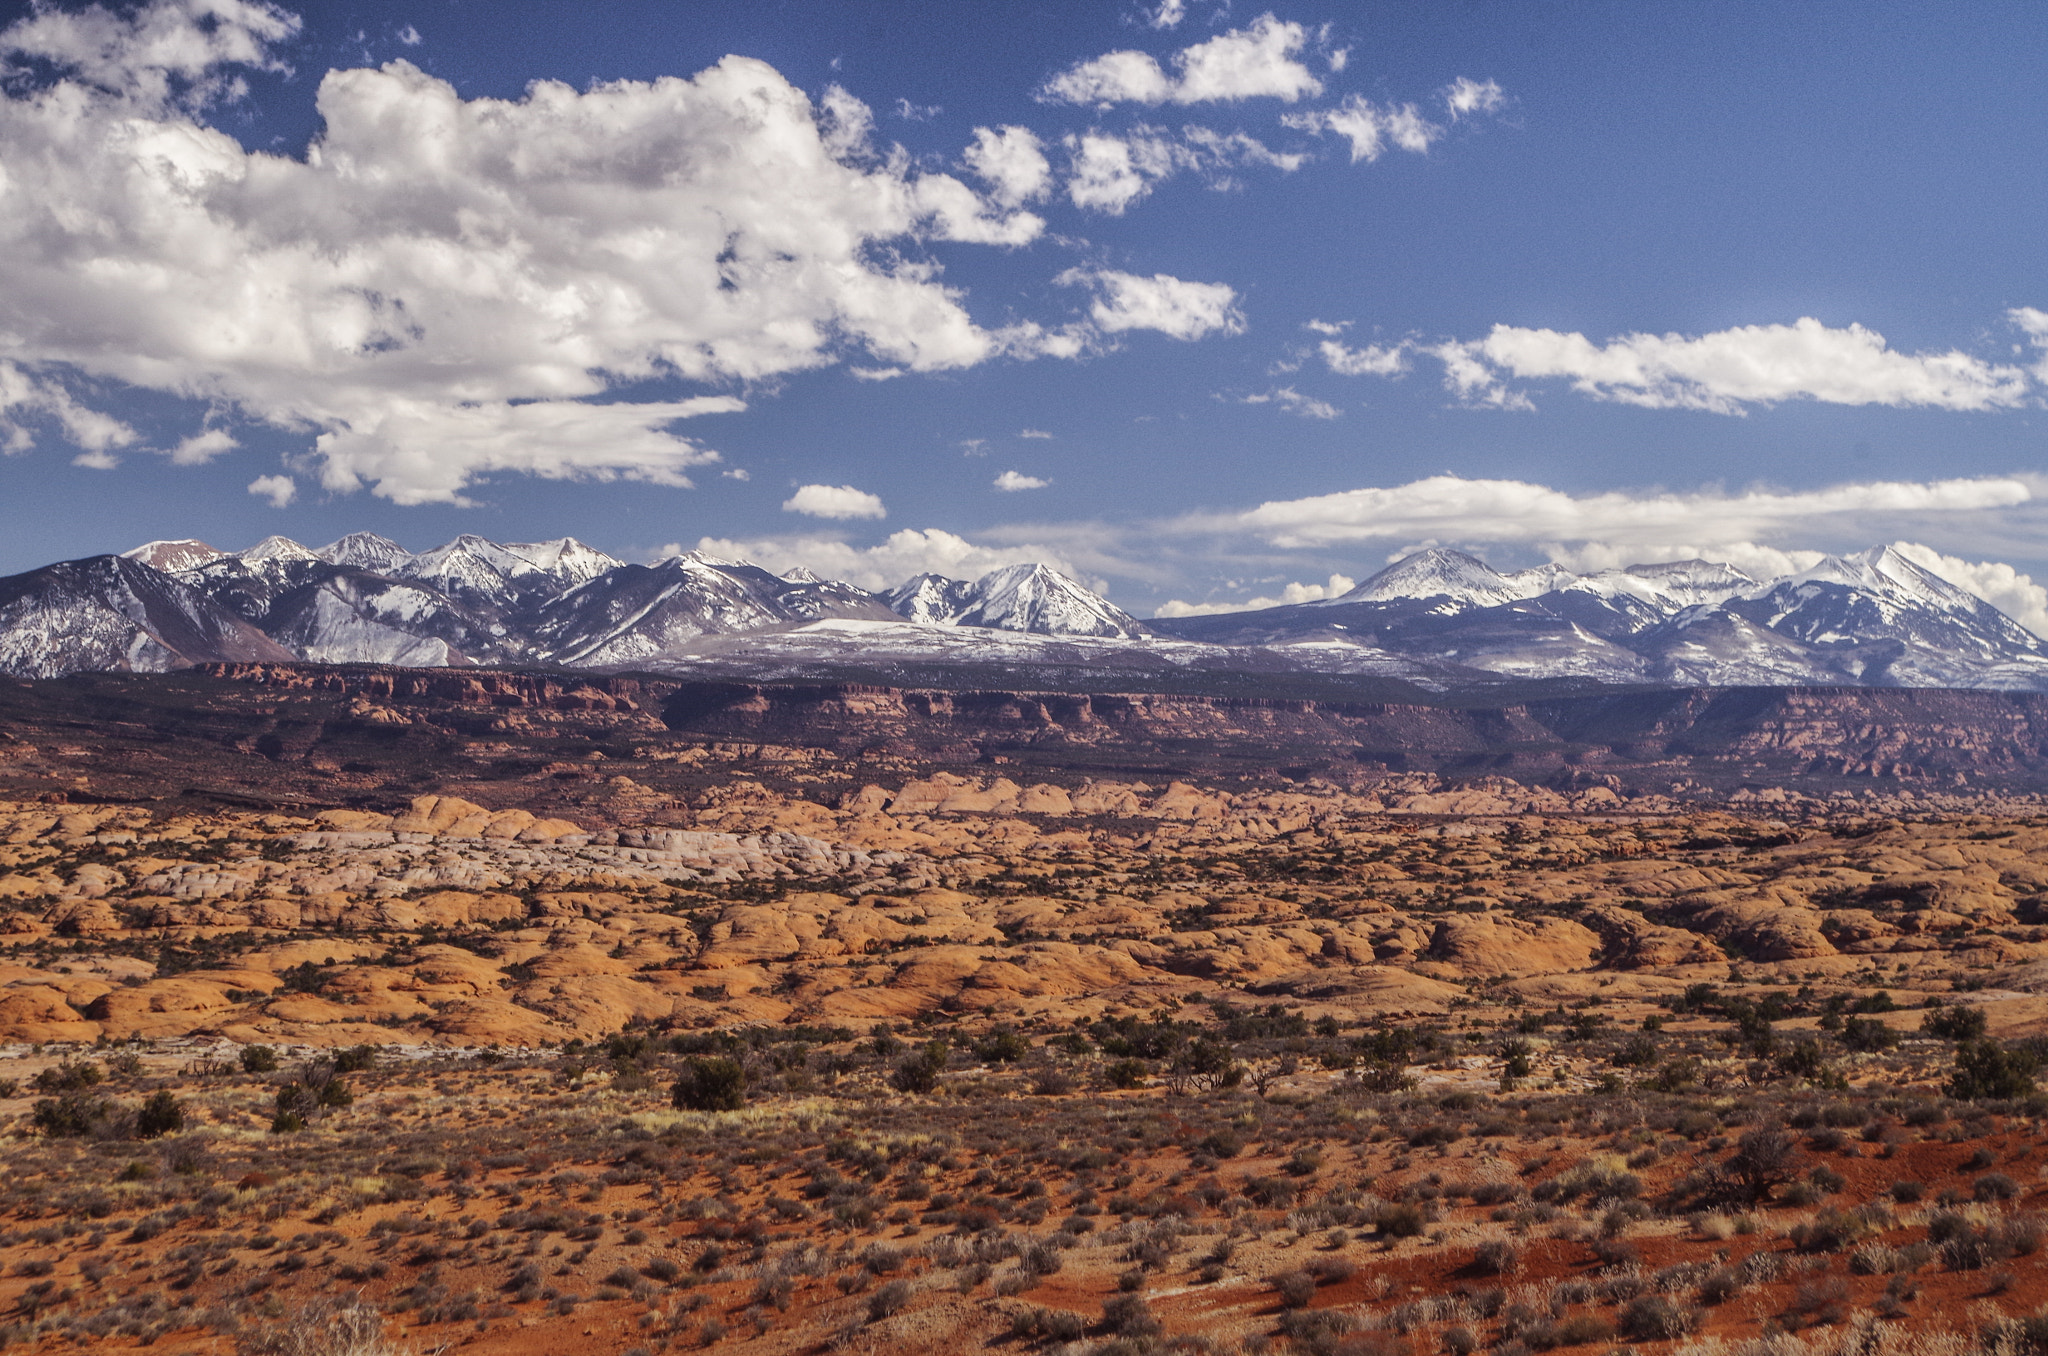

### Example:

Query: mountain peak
xmin=238 ymin=536 xmax=319 ymax=565
xmin=956 ymin=563 xmax=1149 ymax=638
xmin=317 ymin=532 xmax=409 ymax=572
xmin=122 ymin=539 xmax=225 ymax=572
xmin=1337 ymin=548 xmax=1524 ymax=608
xmin=505 ymin=538 xmax=621 ymax=585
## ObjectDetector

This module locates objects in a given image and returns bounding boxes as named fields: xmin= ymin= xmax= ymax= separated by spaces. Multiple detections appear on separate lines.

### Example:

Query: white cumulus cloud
xmin=313 ymin=396 xmax=741 ymax=506
xmin=1041 ymin=13 xmax=1323 ymax=106
xmin=994 ymin=470 xmax=1049 ymax=491
xmin=0 ymin=0 xmax=298 ymax=109
xmin=962 ymin=125 xmax=1052 ymax=208
xmin=1060 ymin=124 xmax=1302 ymax=214
xmin=247 ymin=473 xmax=296 ymax=507
xmin=1060 ymin=269 xmax=1244 ymax=340
xmin=1436 ymin=318 xmax=2034 ymax=413
xmin=0 ymin=1 xmax=1060 ymax=504
xmin=1064 ymin=128 xmax=1186 ymax=213
xmin=169 ymin=427 xmax=238 ymax=465
xmin=782 ymin=483 xmax=887 ymax=520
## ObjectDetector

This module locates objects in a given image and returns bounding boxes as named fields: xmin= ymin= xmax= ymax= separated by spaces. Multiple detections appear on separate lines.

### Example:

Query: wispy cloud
xmin=1283 ymin=95 xmax=1440 ymax=162
xmin=1320 ymin=339 xmax=1409 ymax=377
xmin=1442 ymin=77 xmax=1505 ymax=119
xmin=1241 ymin=386 xmax=1340 ymax=419
xmin=1041 ymin=14 xmax=1323 ymax=106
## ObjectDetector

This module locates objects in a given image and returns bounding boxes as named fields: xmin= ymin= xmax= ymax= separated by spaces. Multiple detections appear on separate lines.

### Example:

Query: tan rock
xmin=1425 ymin=914 xmax=1603 ymax=977
xmin=888 ymin=775 xmax=973 ymax=814
xmin=86 ymin=978 xmax=240 ymax=1039
xmin=315 ymin=809 xmax=394 ymax=832
xmin=935 ymin=779 xmax=1022 ymax=814
xmin=1017 ymin=784 xmax=1074 ymax=815
xmin=1577 ymin=905 xmax=1726 ymax=969
xmin=0 ymin=984 xmax=97 ymax=1042
xmin=391 ymin=794 xmax=491 ymax=834
xmin=1691 ymin=898 xmax=1837 ymax=961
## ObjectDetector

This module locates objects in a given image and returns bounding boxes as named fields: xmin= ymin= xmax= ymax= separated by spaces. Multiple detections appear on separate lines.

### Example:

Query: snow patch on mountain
xmin=1331 ymin=548 xmax=1566 ymax=612
xmin=884 ymin=563 xmax=1147 ymax=638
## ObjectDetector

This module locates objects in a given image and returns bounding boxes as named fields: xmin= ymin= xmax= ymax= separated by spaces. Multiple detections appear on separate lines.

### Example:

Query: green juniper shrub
xmin=331 ymin=1045 xmax=378 ymax=1074
xmin=888 ymin=1041 xmax=949 ymax=1095
xmin=32 ymin=1060 xmax=102 ymax=1093
xmin=31 ymin=1089 xmax=109 ymax=1137
xmin=239 ymin=1045 xmax=279 ymax=1074
xmin=1949 ymin=1040 xmax=2039 ymax=1101
xmin=1841 ymin=1018 xmax=1899 ymax=1053
xmin=972 ymin=1027 xmax=1029 ymax=1064
xmin=133 ymin=1090 xmax=184 ymax=1139
xmin=1104 ymin=1058 xmax=1149 ymax=1089
xmin=1922 ymin=1004 xmax=1989 ymax=1042
xmin=1611 ymin=1035 xmax=1659 ymax=1068
xmin=672 ymin=1057 xmax=748 ymax=1112
xmin=1498 ymin=1039 xmax=1533 ymax=1089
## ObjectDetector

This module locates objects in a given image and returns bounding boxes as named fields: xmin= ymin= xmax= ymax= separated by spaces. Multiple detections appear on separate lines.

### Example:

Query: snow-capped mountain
xmin=0 ymin=555 xmax=293 ymax=677
xmin=1714 ymin=546 xmax=2047 ymax=688
xmin=4 ymin=533 xmax=2047 ymax=692
xmin=507 ymin=537 xmax=624 ymax=589
xmin=317 ymin=532 xmax=410 ymax=573
xmin=1563 ymin=560 xmax=1759 ymax=618
xmin=383 ymin=534 xmax=559 ymax=613
xmin=1150 ymin=543 xmax=2048 ymax=691
xmin=885 ymin=573 xmax=979 ymax=625
xmin=533 ymin=554 xmax=898 ymax=666
xmin=884 ymin=563 xmax=1150 ymax=638
xmin=1328 ymin=548 xmax=1569 ymax=612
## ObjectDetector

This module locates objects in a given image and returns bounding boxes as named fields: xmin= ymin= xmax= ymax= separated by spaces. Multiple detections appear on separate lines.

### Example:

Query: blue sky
xmin=2 ymin=0 xmax=2047 ymax=621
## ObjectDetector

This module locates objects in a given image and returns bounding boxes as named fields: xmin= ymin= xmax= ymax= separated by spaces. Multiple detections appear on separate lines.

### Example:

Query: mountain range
xmin=2 ymin=533 xmax=2044 ymax=694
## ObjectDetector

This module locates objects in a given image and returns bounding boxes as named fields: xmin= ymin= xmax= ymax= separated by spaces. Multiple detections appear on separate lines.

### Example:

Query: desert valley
xmin=1 ymin=657 xmax=2047 ymax=1356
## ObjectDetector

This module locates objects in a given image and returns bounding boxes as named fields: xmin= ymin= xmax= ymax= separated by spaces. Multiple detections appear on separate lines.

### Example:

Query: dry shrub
xmin=234 ymin=1299 xmax=397 ymax=1356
